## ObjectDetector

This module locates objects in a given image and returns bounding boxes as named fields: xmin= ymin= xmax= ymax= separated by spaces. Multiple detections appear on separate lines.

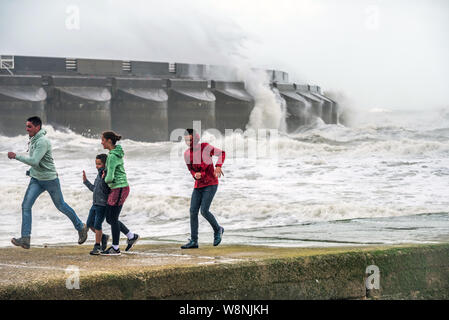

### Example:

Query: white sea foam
xmin=1 ymin=108 xmax=449 ymax=246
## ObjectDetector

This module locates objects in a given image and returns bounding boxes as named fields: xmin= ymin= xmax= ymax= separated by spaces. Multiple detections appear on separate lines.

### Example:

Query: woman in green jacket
xmin=100 ymin=131 xmax=139 ymax=256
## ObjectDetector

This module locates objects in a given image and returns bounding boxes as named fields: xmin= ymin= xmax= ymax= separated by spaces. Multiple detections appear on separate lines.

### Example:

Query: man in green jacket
xmin=7 ymin=116 xmax=88 ymax=249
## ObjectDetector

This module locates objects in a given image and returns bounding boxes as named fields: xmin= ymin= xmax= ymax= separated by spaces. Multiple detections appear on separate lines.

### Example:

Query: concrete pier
xmin=273 ymin=83 xmax=310 ymax=132
xmin=0 ymin=243 xmax=448 ymax=299
xmin=175 ymin=63 xmax=208 ymax=79
xmin=167 ymin=79 xmax=216 ymax=135
xmin=329 ymin=97 xmax=340 ymax=124
xmin=46 ymin=76 xmax=111 ymax=136
xmin=296 ymin=84 xmax=324 ymax=121
xmin=0 ymin=55 xmax=340 ymax=139
xmin=211 ymin=80 xmax=254 ymax=133
xmin=112 ymin=78 xmax=168 ymax=142
xmin=309 ymin=85 xmax=334 ymax=124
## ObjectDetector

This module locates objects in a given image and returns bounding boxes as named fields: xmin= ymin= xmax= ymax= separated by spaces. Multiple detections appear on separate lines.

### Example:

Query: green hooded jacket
xmin=105 ymin=144 xmax=129 ymax=189
xmin=15 ymin=128 xmax=58 ymax=181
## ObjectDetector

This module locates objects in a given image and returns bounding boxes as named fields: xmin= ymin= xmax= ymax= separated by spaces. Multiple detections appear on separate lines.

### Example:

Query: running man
xmin=181 ymin=129 xmax=225 ymax=249
xmin=7 ymin=116 xmax=88 ymax=249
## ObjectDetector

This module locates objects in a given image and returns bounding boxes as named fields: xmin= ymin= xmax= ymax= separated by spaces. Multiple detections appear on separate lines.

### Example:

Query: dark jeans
xmin=105 ymin=187 xmax=131 ymax=246
xmin=86 ymin=205 xmax=106 ymax=231
xmin=21 ymin=177 xmax=84 ymax=237
xmin=105 ymin=205 xmax=130 ymax=246
xmin=189 ymin=184 xmax=220 ymax=242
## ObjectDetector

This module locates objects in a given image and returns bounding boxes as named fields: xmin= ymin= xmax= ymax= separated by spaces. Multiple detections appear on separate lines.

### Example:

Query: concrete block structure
xmin=112 ymin=78 xmax=168 ymax=142
xmin=45 ymin=76 xmax=111 ymax=136
xmin=167 ymin=79 xmax=216 ymax=135
xmin=211 ymin=80 xmax=254 ymax=133
xmin=0 ymin=75 xmax=47 ymax=136
xmin=0 ymin=55 xmax=340 ymax=140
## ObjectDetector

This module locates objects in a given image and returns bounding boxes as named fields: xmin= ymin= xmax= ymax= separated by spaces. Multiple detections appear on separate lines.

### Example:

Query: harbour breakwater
xmin=0 ymin=55 xmax=339 ymax=141
xmin=0 ymin=243 xmax=448 ymax=300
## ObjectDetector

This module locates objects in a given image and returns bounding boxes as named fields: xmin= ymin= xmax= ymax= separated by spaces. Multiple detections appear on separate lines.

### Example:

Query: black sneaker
xmin=11 ymin=236 xmax=30 ymax=249
xmin=213 ymin=227 xmax=224 ymax=246
xmin=101 ymin=234 xmax=110 ymax=251
xmin=90 ymin=244 xmax=101 ymax=256
xmin=78 ymin=224 xmax=88 ymax=245
xmin=100 ymin=246 xmax=121 ymax=256
xmin=125 ymin=234 xmax=139 ymax=252
xmin=181 ymin=239 xmax=198 ymax=249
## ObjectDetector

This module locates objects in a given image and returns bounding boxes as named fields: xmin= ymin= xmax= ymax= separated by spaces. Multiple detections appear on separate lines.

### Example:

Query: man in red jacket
xmin=181 ymin=128 xmax=225 ymax=249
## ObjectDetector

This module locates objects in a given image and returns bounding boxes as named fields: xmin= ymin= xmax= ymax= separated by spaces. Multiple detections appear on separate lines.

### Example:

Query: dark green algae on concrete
xmin=0 ymin=243 xmax=448 ymax=300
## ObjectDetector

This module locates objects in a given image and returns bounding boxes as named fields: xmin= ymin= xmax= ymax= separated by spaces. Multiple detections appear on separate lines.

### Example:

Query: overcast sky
xmin=1 ymin=0 xmax=448 ymax=110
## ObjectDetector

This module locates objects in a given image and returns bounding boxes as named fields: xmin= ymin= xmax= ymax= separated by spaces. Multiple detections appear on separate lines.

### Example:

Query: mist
xmin=1 ymin=0 xmax=448 ymax=112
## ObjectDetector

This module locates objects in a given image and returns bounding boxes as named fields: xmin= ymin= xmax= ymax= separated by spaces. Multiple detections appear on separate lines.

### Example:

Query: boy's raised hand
xmin=82 ymin=170 xmax=87 ymax=182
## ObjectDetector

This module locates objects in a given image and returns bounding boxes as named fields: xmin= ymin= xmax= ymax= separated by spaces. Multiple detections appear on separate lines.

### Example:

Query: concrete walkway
xmin=1 ymin=243 xmax=448 ymax=299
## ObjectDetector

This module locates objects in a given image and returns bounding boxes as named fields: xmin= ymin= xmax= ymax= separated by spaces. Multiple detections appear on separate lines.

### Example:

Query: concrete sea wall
xmin=0 ymin=55 xmax=339 ymax=140
xmin=0 ymin=243 xmax=447 ymax=300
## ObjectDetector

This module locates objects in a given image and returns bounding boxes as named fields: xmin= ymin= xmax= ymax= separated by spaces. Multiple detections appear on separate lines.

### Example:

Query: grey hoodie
xmin=15 ymin=128 xmax=58 ymax=181
xmin=83 ymin=168 xmax=110 ymax=206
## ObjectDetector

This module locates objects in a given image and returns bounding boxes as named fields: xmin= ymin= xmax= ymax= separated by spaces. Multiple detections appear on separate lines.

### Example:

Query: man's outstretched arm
xmin=10 ymin=140 xmax=47 ymax=167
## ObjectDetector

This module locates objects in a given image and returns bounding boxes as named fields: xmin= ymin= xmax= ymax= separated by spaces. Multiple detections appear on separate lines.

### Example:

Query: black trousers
xmin=105 ymin=205 xmax=130 ymax=246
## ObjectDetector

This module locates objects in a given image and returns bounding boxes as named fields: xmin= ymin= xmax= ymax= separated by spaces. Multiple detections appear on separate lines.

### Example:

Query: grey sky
xmin=1 ymin=0 xmax=448 ymax=110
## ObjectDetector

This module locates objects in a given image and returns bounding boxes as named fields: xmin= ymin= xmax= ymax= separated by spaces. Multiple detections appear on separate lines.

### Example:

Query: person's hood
xmin=110 ymin=144 xmax=124 ymax=158
xmin=31 ymin=128 xmax=47 ymax=142
xmin=190 ymin=133 xmax=201 ymax=150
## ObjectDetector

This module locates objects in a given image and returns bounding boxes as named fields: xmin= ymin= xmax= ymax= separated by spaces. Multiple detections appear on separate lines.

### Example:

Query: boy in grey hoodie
xmin=83 ymin=154 xmax=111 ymax=255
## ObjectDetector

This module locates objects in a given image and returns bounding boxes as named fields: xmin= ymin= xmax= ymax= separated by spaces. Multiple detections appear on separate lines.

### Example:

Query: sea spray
xmin=231 ymin=67 xmax=286 ymax=131
xmin=1 ymin=108 xmax=449 ymax=247
xmin=273 ymin=87 xmax=288 ymax=133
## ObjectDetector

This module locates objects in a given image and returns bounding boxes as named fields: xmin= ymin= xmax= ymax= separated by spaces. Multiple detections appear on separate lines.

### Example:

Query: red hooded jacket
xmin=184 ymin=133 xmax=226 ymax=189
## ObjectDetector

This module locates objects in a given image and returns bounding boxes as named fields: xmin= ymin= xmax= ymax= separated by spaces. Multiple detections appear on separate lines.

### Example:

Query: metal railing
xmin=169 ymin=62 xmax=176 ymax=73
xmin=0 ymin=55 xmax=14 ymax=75
xmin=65 ymin=58 xmax=77 ymax=71
xmin=122 ymin=60 xmax=131 ymax=72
